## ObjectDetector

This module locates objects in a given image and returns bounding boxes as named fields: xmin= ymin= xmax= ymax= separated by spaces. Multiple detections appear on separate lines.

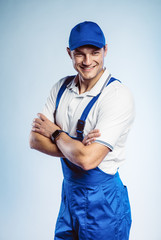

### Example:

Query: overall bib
xmin=54 ymin=76 xmax=132 ymax=240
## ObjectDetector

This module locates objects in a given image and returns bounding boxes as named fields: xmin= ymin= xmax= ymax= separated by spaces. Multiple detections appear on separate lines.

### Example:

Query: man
xmin=30 ymin=21 xmax=135 ymax=240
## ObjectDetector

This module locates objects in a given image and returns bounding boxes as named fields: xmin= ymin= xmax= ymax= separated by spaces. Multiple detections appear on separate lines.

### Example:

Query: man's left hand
xmin=32 ymin=113 xmax=60 ymax=138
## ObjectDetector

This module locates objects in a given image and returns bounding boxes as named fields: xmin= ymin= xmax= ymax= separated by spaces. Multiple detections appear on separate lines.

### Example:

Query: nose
xmin=82 ymin=54 xmax=92 ymax=66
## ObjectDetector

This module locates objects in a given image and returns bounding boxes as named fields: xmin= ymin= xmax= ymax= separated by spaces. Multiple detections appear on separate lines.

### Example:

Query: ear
xmin=67 ymin=47 xmax=72 ymax=59
xmin=104 ymin=44 xmax=108 ymax=57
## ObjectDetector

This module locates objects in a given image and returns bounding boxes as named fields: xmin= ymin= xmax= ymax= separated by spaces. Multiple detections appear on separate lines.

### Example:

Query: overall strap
xmin=54 ymin=76 xmax=75 ymax=121
xmin=55 ymin=76 xmax=75 ymax=110
xmin=76 ymin=77 xmax=121 ymax=141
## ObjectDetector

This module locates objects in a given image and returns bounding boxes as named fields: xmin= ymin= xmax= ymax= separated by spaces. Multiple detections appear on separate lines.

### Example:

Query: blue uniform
xmin=54 ymin=77 xmax=132 ymax=240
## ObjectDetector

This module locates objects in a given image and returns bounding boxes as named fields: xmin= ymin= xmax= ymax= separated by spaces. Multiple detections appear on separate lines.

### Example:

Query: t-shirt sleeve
xmin=95 ymin=84 xmax=135 ymax=150
xmin=42 ymin=88 xmax=56 ymax=122
xmin=42 ymin=77 xmax=66 ymax=122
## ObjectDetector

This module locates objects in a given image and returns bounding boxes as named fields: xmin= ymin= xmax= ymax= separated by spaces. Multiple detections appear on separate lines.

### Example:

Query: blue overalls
xmin=54 ymin=76 xmax=132 ymax=240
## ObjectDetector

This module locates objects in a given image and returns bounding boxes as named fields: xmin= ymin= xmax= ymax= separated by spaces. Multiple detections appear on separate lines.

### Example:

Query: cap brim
xmin=70 ymin=40 xmax=105 ymax=50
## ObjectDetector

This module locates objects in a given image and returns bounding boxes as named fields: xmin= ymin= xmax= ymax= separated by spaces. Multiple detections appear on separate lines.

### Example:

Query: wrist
xmin=51 ymin=130 xmax=67 ymax=143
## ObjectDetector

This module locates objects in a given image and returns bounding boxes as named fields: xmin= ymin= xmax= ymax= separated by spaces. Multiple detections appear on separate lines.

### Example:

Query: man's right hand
xmin=32 ymin=113 xmax=60 ymax=138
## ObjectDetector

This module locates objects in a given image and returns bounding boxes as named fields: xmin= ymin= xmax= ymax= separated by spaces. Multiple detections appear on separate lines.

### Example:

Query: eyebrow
xmin=74 ymin=47 xmax=101 ymax=53
xmin=74 ymin=49 xmax=83 ymax=53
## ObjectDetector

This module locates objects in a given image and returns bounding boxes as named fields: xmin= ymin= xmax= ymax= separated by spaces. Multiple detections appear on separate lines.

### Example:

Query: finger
xmin=86 ymin=141 xmax=95 ymax=146
xmin=32 ymin=127 xmax=40 ymax=132
xmin=87 ymin=137 xmax=96 ymax=143
xmin=83 ymin=129 xmax=100 ymax=145
xmin=33 ymin=118 xmax=42 ymax=124
xmin=37 ymin=113 xmax=47 ymax=121
xmin=82 ymin=135 xmax=87 ymax=142
xmin=32 ymin=125 xmax=44 ymax=133
xmin=87 ymin=132 xmax=101 ymax=139
xmin=86 ymin=142 xmax=91 ymax=146
xmin=32 ymin=122 xmax=41 ymax=128
xmin=84 ymin=138 xmax=96 ymax=145
xmin=89 ymin=129 xmax=100 ymax=134
xmin=83 ymin=141 xmax=91 ymax=146
xmin=32 ymin=126 xmax=50 ymax=138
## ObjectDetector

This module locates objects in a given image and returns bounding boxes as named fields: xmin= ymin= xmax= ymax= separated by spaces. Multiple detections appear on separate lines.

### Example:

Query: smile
xmin=80 ymin=66 xmax=96 ymax=71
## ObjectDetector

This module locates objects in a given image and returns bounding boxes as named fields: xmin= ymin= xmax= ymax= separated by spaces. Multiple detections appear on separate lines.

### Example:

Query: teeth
xmin=83 ymin=67 xmax=94 ymax=69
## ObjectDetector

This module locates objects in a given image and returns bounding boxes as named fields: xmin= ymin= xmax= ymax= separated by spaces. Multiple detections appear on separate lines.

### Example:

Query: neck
xmin=77 ymin=69 xmax=105 ymax=94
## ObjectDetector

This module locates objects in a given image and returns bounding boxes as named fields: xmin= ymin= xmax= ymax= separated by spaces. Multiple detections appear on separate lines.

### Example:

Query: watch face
xmin=53 ymin=130 xmax=60 ymax=138
xmin=51 ymin=130 xmax=63 ymax=143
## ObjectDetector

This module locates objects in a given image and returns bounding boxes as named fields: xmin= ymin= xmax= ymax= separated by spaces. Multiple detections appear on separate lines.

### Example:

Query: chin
xmin=79 ymin=70 xmax=97 ymax=79
xmin=80 ymin=74 xmax=96 ymax=80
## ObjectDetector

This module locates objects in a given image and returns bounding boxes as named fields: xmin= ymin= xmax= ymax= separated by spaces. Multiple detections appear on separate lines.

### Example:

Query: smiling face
xmin=67 ymin=44 xmax=108 ymax=83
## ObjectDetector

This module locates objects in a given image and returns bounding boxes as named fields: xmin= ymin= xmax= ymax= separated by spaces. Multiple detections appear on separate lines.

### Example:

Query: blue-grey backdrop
xmin=0 ymin=0 xmax=161 ymax=239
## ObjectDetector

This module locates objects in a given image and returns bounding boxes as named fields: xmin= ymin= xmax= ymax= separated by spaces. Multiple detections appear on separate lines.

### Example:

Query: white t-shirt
xmin=43 ymin=69 xmax=135 ymax=174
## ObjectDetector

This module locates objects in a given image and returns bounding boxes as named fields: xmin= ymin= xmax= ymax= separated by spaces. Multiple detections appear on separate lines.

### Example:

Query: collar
xmin=67 ymin=68 xmax=111 ymax=97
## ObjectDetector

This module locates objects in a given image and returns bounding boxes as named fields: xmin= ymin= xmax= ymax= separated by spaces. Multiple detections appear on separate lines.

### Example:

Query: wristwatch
xmin=51 ymin=130 xmax=65 ymax=143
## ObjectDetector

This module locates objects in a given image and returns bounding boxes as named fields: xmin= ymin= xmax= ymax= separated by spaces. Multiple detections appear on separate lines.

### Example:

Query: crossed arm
xmin=30 ymin=113 xmax=110 ymax=170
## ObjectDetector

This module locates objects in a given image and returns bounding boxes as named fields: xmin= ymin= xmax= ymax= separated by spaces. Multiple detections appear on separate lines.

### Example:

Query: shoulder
xmin=101 ymin=80 xmax=134 ymax=104
xmin=51 ymin=75 xmax=76 ymax=90
xmin=98 ymin=80 xmax=135 ymax=116
xmin=49 ymin=75 xmax=75 ymax=97
xmin=50 ymin=76 xmax=68 ymax=92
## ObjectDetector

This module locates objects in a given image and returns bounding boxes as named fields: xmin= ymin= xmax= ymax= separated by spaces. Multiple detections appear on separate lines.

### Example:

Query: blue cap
xmin=69 ymin=21 xmax=106 ymax=50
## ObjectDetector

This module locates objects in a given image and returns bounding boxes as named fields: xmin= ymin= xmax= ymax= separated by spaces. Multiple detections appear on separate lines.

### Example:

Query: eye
xmin=74 ymin=52 xmax=83 ymax=57
xmin=93 ymin=51 xmax=100 ymax=55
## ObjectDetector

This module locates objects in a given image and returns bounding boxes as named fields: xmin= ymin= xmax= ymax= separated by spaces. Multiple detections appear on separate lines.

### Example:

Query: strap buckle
xmin=76 ymin=119 xmax=85 ymax=132
xmin=76 ymin=119 xmax=85 ymax=141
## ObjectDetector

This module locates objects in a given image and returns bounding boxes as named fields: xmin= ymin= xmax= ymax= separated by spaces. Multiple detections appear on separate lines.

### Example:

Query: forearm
xmin=56 ymin=132 xmax=109 ymax=170
xmin=29 ymin=131 xmax=64 ymax=157
xmin=30 ymin=113 xmax=105 ymax=166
